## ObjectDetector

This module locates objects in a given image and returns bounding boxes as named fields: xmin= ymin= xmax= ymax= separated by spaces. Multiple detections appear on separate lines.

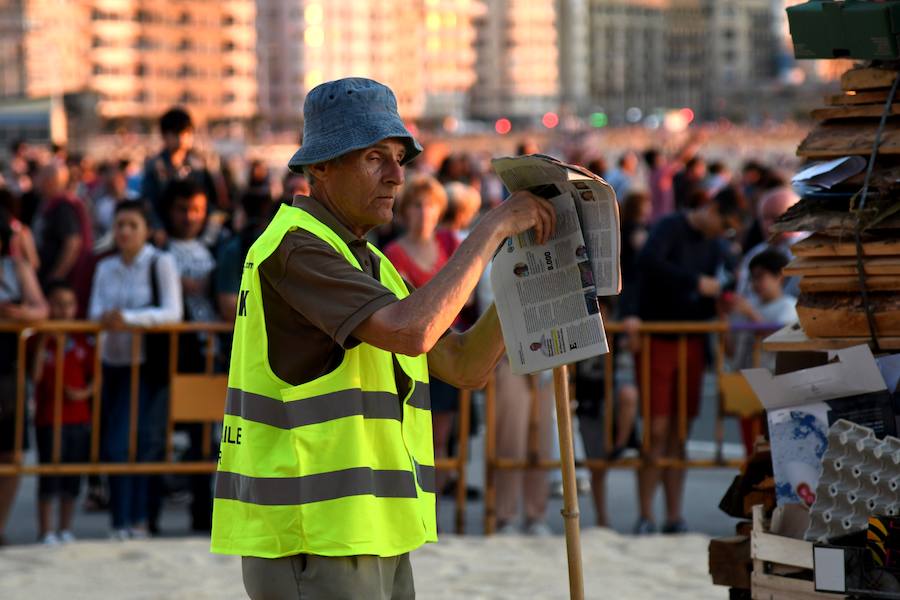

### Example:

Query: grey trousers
xmin=242 ymin=553 xmax=415 ymax=600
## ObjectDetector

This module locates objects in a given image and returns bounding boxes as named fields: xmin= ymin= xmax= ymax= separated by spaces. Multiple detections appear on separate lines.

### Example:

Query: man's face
xmin=751 ymin=267 xmax=782 ymax=303
xmin=319 ymin=139 xmax=406 ymax=232
xmin=702 ymin=204 xmax=741 ymax=239
xmin=49 ymin=288 xmax=78 ymax=320
xmin=163 ymin=129 xmax=194 ymax=154
xmin=170 ymin=192 xmax=207 ymax=240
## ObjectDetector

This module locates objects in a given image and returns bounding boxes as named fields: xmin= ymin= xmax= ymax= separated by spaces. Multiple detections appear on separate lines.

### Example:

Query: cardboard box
xmin=743 ymin=345 xmax=895 ymax=507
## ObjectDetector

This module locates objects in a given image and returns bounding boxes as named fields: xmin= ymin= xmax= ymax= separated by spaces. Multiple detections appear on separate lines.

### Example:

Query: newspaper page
xmin=491 ymin=155 xmax=621 ymax=296
xmin=489 ymin=155 xmax=621 ymax=374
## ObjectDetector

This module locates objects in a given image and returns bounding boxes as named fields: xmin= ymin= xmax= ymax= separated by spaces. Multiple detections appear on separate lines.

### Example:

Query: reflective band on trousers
xmin=215 ymin=467 xmax=419 ymax=506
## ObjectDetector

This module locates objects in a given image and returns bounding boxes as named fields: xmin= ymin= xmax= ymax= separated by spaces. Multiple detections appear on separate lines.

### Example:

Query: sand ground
xmin=0 ymin=530 xmax=726 ymax=600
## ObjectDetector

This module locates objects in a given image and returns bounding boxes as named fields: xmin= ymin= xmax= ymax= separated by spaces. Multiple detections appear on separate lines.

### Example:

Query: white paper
xmin=791 ymin=156 xmax=866 ymax=191
xmin=741 ymin=344 xmax=886 ymax=411
xmin=489 ymin=155 xmax=620 ymax=374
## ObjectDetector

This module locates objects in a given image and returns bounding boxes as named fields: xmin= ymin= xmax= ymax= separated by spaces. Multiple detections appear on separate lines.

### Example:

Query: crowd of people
xmin=0 ymin=106 xmax=804 ymax=546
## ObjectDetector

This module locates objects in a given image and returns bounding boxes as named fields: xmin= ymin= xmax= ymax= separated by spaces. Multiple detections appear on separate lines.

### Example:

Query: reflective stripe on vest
xmin=210 ymin=204 xmax=436 ymax=560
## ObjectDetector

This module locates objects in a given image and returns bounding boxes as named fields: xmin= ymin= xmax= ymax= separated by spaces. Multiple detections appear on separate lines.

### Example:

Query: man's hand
xmin=100 ymin=310 xmax=126 ymax=330
xmin=697 ymin=276 xmax=721 ymax=298
xmin=485 ymin=190 xmax=557 ymax=245
xmin=622 ymin=316 xmax=642 ymax=353
xmin=0 ymin=303 xmax=27 ymax=320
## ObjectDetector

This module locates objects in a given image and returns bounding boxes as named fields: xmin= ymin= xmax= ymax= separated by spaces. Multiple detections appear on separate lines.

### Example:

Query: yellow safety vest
xmin=210 ymin=204 xmax=436 ymax=558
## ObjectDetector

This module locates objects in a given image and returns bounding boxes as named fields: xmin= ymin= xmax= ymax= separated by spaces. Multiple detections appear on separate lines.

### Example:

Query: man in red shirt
xmin=31 ymin=280 xmax=94 ymax=544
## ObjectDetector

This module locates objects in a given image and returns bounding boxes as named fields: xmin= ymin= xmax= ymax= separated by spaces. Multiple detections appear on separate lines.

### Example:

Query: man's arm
xmin=353 ymin=191 xmax=556 ymax=356
xmin=47 ymin=234 xmax=83 ymax=281
xmin=427 ymin=304 xmax=504 ymax=389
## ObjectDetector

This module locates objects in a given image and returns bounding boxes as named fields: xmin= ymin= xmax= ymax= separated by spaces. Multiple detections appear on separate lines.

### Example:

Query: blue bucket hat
xmin=287 ymin=78 xmax=422 ymax=172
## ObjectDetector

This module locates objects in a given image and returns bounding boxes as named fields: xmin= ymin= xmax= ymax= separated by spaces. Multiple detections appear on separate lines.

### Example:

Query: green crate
xmin=787 ymin=0 xmax=900 ymax=60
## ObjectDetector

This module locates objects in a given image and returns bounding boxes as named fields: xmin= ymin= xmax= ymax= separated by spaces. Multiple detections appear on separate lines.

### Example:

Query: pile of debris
xmin=777 ymin=65 xmax=900 ymax=340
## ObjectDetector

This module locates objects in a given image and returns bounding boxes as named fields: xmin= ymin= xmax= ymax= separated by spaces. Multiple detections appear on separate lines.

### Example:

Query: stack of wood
xmin=776 ymin=65 xmax=900 ymax=341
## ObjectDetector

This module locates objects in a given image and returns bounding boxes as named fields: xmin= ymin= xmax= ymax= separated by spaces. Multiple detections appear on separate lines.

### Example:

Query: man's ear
xmin=306 ymin=162 xmax=328 ymax=187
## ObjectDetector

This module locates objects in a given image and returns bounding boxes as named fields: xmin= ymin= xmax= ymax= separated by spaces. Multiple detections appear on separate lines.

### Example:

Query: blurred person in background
xmin=246 ymin=160 xmax=271 ymax=198
xmin=633 ymin=188 xmax=745 ymax=535
xmin=92 ymin=161 xmax=134 ymax=244
xmin=161 ymin=178 xmax=219 ymax=533
xmin=575 ymin=299 xmax=639 ymax=527
xmin=88 ymin=200 xmax=182 ymax=540
xmin=5 ymin=140 xmax=32 ymax=195
xmin=441 ymin=181 xmax=482 ymax=240
xmin=0 ymin=189 xmax=39 ymax=269
xmin=0 ymin=207 xmax=49 ymax=546
xmin=384 ymin=176 xmax=461 ymax=496
xmin=216 ymin=190 xmax=275 ymax=324
xmin=704 ymin=162 xmax=732 ymax=198
xmin=618 ymin=191 xmax=652 ymax=320
xmin=736 ymin=187 xmax=801 ymax=300
xmin=587 ymin=156 xmax=609 ymax=180
xmin=673 ymin=156 xmax=706 ymax=212
xmin=141 ymin=107 xmax=220 ymax=234
xmin=605 ymin=151 xmax=639 ymax=201
xmin=31 ymin=280 xmax=94 ymax=545
xmin=645 ymin=136 xmax=702 ymax=221
xmin=31 ymin=163 xmax=94 ymax=314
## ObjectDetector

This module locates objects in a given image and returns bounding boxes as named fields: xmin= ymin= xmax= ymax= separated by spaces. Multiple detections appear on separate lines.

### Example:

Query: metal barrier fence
xmin=0 ymin=319 xmax=775 ymax=536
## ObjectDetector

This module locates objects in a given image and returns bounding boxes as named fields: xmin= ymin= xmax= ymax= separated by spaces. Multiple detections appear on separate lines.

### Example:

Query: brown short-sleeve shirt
xmin=259 ymin=196 xmax=400 ymax=386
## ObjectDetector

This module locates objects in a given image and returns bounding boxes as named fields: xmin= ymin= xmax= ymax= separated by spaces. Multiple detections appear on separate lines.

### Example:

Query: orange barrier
xmin=481 ymin=320 xmax=776 ymax=534
xmin=0 ymin=319 xmax=774 ymax=536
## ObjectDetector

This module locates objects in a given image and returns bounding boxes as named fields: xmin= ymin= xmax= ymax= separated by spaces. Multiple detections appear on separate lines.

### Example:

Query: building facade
xmin=587 ymin=0 xmax=668 ymax=122
xmin=470 ymin=0 xmax=560 ymax=120
xmin=0 ymin=0 xmax=257 ymax=125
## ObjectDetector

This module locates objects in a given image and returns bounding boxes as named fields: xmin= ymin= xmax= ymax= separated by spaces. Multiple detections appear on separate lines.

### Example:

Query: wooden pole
xmin=552 ymin=365 xmax=584 ymax=600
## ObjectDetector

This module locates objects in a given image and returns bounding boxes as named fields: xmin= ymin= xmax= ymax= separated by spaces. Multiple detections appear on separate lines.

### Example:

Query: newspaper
xmin=490 ymin=154 xmax=621 ymax=375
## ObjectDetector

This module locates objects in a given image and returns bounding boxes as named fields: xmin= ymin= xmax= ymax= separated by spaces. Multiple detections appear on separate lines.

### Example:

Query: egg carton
xmin=805 ymin=419 xmax=900 ymax=543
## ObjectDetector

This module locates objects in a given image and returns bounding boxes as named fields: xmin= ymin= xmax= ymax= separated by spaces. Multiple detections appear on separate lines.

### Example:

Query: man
xmin=736 ymin=187 xmax=801 ymax=300
xmin=604 ymin=151 xmax=639 ymax=201
xmin=31 ymin=163 xmax=94 ymax=313
xmin=140 ymin=107 xmax=219 ymax=230
xmin=210 ymin=77 xmax=555 ymax=599
xmin=632 ymin=186 xmax=744 ymax=535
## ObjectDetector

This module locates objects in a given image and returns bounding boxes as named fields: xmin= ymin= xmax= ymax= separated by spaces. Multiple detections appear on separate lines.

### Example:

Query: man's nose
xmin=384 ymin=158 xmax=404 ymax=186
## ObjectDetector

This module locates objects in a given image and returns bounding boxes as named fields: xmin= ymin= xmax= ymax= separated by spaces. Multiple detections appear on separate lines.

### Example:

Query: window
xmin=222 ymin=14 xmax=235 ymax=26
xmin=179 ymin=11 xmax=191 ymax=24
xmin=222 ymin=41 xmax=235 ymax=52
xmin=178 ymin=38 xmax=192 ymax=51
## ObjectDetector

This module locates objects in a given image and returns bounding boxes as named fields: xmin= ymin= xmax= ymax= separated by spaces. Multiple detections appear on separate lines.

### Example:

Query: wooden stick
xmin=552 ymin=365 xmax=584 ymax=600
xmin=455 ymin=388 xmax=471 ymax=534
xmin=483 ymin=374 xmax=497 ymax=535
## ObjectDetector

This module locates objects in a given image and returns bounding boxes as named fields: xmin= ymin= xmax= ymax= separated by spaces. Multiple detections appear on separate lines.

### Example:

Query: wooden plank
xmin=792 ymin=233 xmax=900 ymax=258
xmin=842 ymin=67 xmax=898 ymax=92
xmin=798 ymin=122 xmax=900 ymax=158
xmin=785 ymin=256 xmax=900 ymax=277
xmin=762 ymin=322 xmax=900 ymax=352
xmin=826 ymin=90 xmax=890 ymax=106
xmin=709 ymin=536 xmax=751 ymax=589
xmin=752 ymin=529 xmax=814 ymax=570
xmin=811 ymin=104 xmax=900 ymax=121
xmin=799 ymin=274 xmax=900 ymax=293
xmin=751 ymin=572 xmax=844 ymax=600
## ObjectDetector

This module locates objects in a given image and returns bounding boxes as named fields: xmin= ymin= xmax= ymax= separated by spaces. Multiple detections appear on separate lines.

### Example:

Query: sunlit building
xmin=256 ymin=0 xmax=483 ymax=127
xmin=587 ymin=0 xmax=668 ymax=122
xmin=0 ymin=0 xmax=257 ymax=125
xmin=470 ymin=0 xmax=560 ymax=120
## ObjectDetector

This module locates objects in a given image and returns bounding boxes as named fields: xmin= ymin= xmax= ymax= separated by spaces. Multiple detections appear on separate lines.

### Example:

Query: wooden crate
xmin=751 ymin=505 xmax=847 ymax=600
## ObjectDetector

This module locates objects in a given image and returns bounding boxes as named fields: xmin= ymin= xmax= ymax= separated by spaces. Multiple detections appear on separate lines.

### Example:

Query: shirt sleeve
xmin=122 ymin=253 xmax=184 ymax=325
xmin=52 ymin=203 xmax=81 ymax=237
xmin=260 ymin=232 xmax=398 ymax=348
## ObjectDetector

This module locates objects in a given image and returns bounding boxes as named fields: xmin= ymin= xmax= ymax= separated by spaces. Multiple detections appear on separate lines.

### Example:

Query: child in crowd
xmin=31 ymin=280 xmax=94 ymax=544
xmin=729 ymin=248 xmax=797 ymax=372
